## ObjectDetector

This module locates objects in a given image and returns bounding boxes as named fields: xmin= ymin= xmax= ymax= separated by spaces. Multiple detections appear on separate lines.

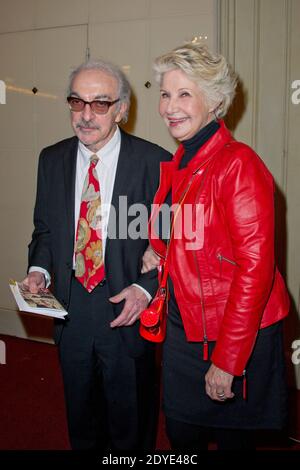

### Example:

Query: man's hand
xmin=109 ymin=285 xmax=149 ymax=328
xmin=141 ymin=246 xmax=161 ymax=273
xmin=22 ymin=271 xmax=46 ymax=293
xmin=205 ymin=363 xmax=235 ymax=402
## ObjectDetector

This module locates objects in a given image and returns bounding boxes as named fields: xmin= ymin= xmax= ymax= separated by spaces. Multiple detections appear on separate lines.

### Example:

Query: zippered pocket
xmin=217 ymin=253 xmax=237 ymax=278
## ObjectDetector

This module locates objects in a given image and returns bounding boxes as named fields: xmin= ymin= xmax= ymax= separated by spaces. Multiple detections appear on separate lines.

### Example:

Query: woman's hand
xmin=205 ymin=363 xmax=235 ymax=402
xmin=141 ymin=246 xmax=161 ymax=273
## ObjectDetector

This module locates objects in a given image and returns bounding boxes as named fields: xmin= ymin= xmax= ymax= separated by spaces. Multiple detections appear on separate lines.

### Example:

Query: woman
xmin=141 ymin=41 xmax=290 ymax=450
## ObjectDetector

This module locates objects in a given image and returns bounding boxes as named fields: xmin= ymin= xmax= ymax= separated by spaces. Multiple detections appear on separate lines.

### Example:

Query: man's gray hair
xmin=67 ymin=59 xmax=131 ymax=123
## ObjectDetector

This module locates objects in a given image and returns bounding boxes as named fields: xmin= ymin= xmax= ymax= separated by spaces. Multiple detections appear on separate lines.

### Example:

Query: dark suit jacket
xmin=28 ymin=129 xmax=171 ymax=356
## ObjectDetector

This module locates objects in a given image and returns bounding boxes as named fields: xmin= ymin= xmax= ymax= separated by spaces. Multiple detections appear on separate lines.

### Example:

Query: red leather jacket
xmin=149 ymin=120 xmax=289 ymax=376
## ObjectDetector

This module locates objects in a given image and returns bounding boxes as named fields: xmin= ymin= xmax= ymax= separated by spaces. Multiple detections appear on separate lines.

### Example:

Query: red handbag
xmin=139 ymin=263 xmax=168 ymax=342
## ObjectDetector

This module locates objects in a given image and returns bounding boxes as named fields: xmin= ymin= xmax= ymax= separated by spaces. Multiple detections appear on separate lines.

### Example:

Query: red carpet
xmin=0 ymin=334 xmax=299 ymax=451
xmin=0 ymin=335 xmax=70 ymax=450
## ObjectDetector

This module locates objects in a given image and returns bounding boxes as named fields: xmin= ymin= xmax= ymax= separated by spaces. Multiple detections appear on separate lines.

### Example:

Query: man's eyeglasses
xmin=67 ymin=96 xmax=120 ymax=115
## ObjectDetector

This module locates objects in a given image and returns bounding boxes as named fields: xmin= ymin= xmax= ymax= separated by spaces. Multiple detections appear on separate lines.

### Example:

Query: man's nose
xmin=82 ymin=102 xmax=94 ymax=121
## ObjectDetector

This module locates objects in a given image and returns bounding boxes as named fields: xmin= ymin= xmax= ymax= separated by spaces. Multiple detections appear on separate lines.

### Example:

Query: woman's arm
xmin=211 ymin=146 xmax=275 ymax=377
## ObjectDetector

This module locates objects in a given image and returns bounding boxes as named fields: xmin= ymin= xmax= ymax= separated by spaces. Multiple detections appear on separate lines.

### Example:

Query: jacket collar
xmin=156 ymin=120 xmax=233 ymax=199
xmin=175 ymin=120 xmax=233 ymax=172
xmin=150 ymin=121 xmax=233 ymax=258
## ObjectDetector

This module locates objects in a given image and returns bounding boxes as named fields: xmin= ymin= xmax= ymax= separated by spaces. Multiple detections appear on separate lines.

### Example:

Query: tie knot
xmin=90 ymin=154 xmax=99 ymax=166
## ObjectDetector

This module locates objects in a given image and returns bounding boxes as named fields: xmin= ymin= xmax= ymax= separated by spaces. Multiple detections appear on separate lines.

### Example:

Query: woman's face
xmin=159 ymin=68 xmax=213 ymax=141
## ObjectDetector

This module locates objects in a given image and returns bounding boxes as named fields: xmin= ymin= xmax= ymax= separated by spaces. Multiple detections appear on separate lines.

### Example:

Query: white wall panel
xmin=89 ymin=0 xmax=148 ymax=23
xmin=229 ymin=0 xmax=256 ymax=146
xmin=0 ymin=31 xmax=35 ymax=151
xmin=34 ymin=0 xmax=88 ymax=29
xmin=256 ymin=0 xmax=287 ymax=184
xmin=150 ymin=0 xmax=215 ymax=18
xmin=0 ymin=149 xmax=38 ymax=307
xmin=0 ymin=0 xmax=34 ymax=33
xmin=89 ymin=20 xmax=149 ymax=140
xmin=34 ymin=25 xmax=87 ymax=150
xmin=0 ymin=0 xmax=88 ymax=32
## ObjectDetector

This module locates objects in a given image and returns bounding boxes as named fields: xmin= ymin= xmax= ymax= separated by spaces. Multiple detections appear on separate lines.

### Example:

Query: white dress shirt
xmin=75 ymin=126 xmax=120 ymax=258
xmin=30 ymin=126 xmax=151 ymax=300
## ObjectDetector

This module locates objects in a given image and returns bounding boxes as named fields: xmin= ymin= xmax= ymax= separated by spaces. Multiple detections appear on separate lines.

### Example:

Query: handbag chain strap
xmin=158 ymin=163 xmax=210 ymax=290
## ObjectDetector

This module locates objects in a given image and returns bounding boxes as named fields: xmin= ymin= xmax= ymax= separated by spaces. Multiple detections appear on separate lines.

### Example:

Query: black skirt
xmin=162 ymin=288 xmax=288 ymax=430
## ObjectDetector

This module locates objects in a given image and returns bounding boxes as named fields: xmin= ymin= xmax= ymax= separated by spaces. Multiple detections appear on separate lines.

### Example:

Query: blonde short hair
xmin=153 ymin=41 xmax=237 ymax=118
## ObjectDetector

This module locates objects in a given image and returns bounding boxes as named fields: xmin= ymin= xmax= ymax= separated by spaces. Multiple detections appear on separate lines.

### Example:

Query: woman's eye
xmin=180 ymin=92 xmax=190 ymax=97
xmin=160 ymin=92 xmax=169 ymax=99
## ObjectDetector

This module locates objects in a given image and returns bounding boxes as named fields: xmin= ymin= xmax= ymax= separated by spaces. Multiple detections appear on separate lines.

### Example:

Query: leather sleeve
xmin=211 ymin=145 xmax=275 ymax=376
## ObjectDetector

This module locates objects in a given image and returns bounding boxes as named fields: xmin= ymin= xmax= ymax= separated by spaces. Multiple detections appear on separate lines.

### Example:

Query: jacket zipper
xmin=189 ymin=166 xmax=212 ymax=361
xmin=192 ymin=250 xmax=208 ymax=360
xmin=217 ymin=253 xmax=237 ymax=278
xmin=187 ymin=165 xmax=213 ymax=360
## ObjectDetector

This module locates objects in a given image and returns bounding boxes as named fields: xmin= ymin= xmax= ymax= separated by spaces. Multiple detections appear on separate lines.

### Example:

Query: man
xmin=22 ymin=59 xmax=171 ymax=450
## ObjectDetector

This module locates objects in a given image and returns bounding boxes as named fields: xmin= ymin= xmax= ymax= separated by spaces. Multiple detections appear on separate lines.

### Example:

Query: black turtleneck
xmin=179 ymin=119 xmax=220 ymax=169
xmin=163 ymin=120 xmax=220 ymax=211
xmin=157 ymin=119 xmax=220 ymax=242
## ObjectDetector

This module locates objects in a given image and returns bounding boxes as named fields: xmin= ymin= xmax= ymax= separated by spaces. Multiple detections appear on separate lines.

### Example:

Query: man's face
xmin=69 ymin=69 xmax=127 ymax=152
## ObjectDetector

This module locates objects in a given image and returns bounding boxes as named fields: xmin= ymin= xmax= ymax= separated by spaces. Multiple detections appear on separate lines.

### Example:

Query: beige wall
xmin=219 ymin=0 xmax=300 ymax=387
xmin=0 ymin=0 xmax=217 ymax=341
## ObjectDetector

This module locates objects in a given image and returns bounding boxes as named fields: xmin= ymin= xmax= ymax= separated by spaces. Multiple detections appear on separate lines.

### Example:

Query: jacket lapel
xmin=63 ymin=137 xmax=78 ymax=244
xmin=109 ymin=130 xmax=131 ymax=214
xmin=105 ymin=130 xmax=133 ymax=258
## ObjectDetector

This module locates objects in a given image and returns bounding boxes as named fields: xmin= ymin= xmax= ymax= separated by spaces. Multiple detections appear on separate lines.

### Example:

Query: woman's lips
xmin=168 ymin=117 xmax=188 ymax=127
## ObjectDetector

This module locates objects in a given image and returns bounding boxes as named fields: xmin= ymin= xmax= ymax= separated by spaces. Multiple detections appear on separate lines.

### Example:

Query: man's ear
xmin=115 ymin=101 xmax=128 ymax=123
